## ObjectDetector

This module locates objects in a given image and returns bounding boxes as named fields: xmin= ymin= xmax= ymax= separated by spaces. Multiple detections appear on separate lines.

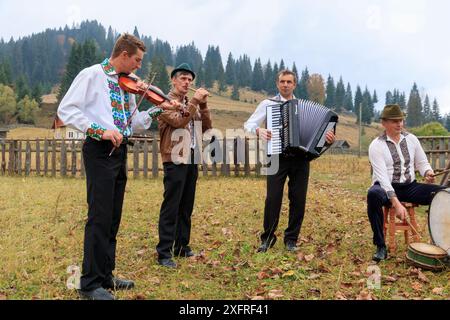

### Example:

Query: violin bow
xmin=108 ymin=72 xmax=157 ymax=157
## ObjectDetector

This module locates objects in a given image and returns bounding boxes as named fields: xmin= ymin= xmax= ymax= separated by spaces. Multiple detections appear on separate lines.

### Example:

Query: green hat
xmin=171 ymin=63 xmax=196 ymax=80
xmin=381 ymin=104 xmax=406 ymax=120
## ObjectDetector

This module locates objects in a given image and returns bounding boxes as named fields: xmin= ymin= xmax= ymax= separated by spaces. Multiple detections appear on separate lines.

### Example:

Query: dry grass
xmin=0 ymin=155 xmax=448 ymax=300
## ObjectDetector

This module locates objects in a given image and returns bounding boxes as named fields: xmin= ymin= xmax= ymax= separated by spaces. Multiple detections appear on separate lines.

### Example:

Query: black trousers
xmin=157 ymin=162 xmax=198 ymax=260
xmin=80 ymin=137 xmax=128 ymax=291
xmin=261 ymin=154 xmax=310 ymax=246
xmin=367 ymin=181 xmax=444 ymax=247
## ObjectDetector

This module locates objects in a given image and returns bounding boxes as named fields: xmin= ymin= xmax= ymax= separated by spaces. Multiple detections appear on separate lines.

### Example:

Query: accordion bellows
xmin=267 ymin=99 xmax=338 ymax=159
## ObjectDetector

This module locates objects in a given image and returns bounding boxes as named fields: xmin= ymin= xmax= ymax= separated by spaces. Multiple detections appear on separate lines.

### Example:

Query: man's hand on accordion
xmin=325 ymin=131 xmax=336 ymax=145
xmin=257 ymin=128 xmax=272 ymax=141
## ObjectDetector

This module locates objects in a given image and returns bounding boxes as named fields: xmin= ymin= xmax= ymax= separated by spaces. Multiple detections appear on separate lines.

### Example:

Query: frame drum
xmin=428 ymin=188 xmax=450 ymax=255
xmin=406 ymin=243 xmax=448 ymax=271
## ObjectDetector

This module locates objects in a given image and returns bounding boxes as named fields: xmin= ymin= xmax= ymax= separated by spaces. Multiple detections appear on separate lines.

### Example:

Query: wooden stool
xmin=383 ymin=202 xmax=421 ymax=253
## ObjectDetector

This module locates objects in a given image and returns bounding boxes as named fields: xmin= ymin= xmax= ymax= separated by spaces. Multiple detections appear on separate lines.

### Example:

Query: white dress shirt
xmin=244 ymin=94 xmax=289 ymax=134
xmin=58 ymin=59 xmax=154 ymax=140
xmin=369 ymin=131 xmax=432 ymax=198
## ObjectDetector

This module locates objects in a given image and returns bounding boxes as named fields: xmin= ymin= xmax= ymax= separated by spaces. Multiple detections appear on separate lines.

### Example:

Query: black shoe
xmin=285 ymin=241 xmax=298 ymax=252
xmin=158 ymin=258 xmax=177 ymax=268
xmin=102 ymin=277 xmax=135 ymax=290
xmin=257 ymin=239 xmax=276 ymax=253
xmin=175 ymin=248 xmax=196 ymax=258
xmin=372 ymin=246 xmax=388 ymax=262
xmin=78 ymin=287 xmax=115 ymax=300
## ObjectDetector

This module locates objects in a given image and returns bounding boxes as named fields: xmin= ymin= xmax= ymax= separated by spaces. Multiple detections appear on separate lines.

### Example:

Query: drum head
xmin=429 ymin=189 xmax=450 ymax=255
xmin=409 ymin=243 xmax=447 ymax=257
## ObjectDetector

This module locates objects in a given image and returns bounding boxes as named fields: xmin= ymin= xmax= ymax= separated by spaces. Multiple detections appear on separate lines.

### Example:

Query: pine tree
xmin=445 ymin=115 xmax=450 ymax=132
xmin=423 ymin=95 xmax=432 ymax=123
xmin=372 ymin=90 xmax=378 ymax=104
xmin=264 ymin=60 xmax=274 ymax=94
xmin=133 ymin=26 xmax=140 ymax=39
xmin=334 ymin=77 xmax=345 ymax=113
xmin=149 ymin=55 xmax=170 ymax=95
xmin=406 ymin=83 xmax=423 ymax=127
xmin=31 ymin=83 xmax=43 ymax=105
xmin=225 ymin=53 xmax=236 ymax=86
xmin=324 ymin=75 xmax=336 ymax=109
xmin=344 ymin=83 xmax=353 ymax=112
xmin=354 ymin=85 xmax=363 ymax=124
xmin=297 ymin=67 xmax=309 ymax=100
xmin=231 ymin=77 xmax=240 ymax=101
xmin=15 ymin=75 xmax=31 ymax=101
xmin=432 ymin=98 xmax=441 ymax=122
xmin=385 ymin=91 xmax=393 ymax=105
xmin=362 ymin=87 xmax=374 ymax=124
xmin=251 ymin=58 xmax=264 ymax=91
xmin=279 ymin=59 xmax=285 ymax=71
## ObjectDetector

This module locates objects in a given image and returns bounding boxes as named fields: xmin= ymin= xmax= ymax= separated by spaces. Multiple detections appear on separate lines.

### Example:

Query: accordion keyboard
xmin=267 ymin=104 xmax=282 ymax=155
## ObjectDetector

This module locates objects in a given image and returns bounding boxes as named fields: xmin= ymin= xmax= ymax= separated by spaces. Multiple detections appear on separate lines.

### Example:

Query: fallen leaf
xmin=357 ymin=290 xmax=376 ymax=300
xmin=271 ymin=267 xmax=283 ymax=275
xmin=307 ymin=273 xmax=321 ymax=280
xmin=411 ymin=281 xmax=423 ymax=292
xmin=296 ymin=252 xmax=305 ymax=261
xmin=417 ymin=270 xmax=430 ymax=283
xmin=267 ymin=289 xmax=284 ymax=299
xmin=340 ymin=282 xmax=353 ymax=289
xmin=335 ymin=291 xmax=347 ymax=300
xmin=282 ymin=270 xmax=296 ymax=278
xmin=304 ymin=254 xmax=315 ymax=262
xmin=432 ymin=287 xmax=444 ymax=295
xmin=133 ymin=294 xmax=146 ymax=300
xmin=150 ymin=277 xmax=161 ymax=285
xmin=136 ymin=249 xmax=146 ymax=256
xmin=0 ymin=293 xmax=7 ymax=300
xmin=257 ymin=272 xmax=271 ymax=280
xmin=383 ymin=275 xmax=398 ymax=283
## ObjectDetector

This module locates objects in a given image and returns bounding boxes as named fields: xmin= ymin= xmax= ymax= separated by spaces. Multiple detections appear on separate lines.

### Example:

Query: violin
xmin=118 ymin=74 xmax=171 ymax=105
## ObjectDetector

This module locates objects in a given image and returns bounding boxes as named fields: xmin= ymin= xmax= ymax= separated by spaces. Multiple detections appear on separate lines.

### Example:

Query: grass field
xmin=0 ymin=155 xmax=448 ymax=300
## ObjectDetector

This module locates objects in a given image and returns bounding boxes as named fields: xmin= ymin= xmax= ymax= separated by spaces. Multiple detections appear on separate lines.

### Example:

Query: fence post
xmin=1 ymin=140 xmax=5 ymax=175
xmin=80 ymin=142 xmax=85 ymax=178
xmin=44 ymin=139 xmax=49 ymax=176
xmin=245 ymin=137 xmax=250 ymax=176
xmin=256 ymin=138 xmax=261 ymax=176
xmin=36 ymin=138 xmax=41 ymax=176
xmin=17 ymin=141 xmax=22 ymax=175
xmin=25 ymin=141 xmax=31 ymax=176
xmin=143 ymin=140 xmax=149 ymax=179
xmin=439 ymin=138 xmax=445 ymax=170
xmin=152 ymin=138 xmax=158 ymax=178
xmin=61 ymin=139 xmax=67 ymax=177
xmin=71 ymin=140 xmax=77 ymax=177
xmin=8 ymin=141 xmax=14 ymax=175
xmin=133 ymin=141 xmax=139 ymax=179
xmin=52 ymin=139 xmax=57 ymax=177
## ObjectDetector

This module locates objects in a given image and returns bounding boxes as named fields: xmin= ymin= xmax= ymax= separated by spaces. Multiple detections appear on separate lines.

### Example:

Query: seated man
xmin=367 ymin=104 xmax=444 ymax=262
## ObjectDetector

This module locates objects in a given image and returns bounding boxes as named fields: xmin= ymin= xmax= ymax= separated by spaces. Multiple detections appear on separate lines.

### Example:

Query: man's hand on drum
xmin=257 ymin=128 xmax=272 ymax=141
xmin=425 ymin=170 xmax=436 ymax=184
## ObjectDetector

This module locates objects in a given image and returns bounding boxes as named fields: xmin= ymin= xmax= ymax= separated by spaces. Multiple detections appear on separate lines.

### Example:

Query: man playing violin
xmin=367 ymin=104 xmax=445 ymax=262
xmin=58 ymin=33 xmax=179 ymax=300
xmin=156 ymin=63 xmax=212 ymax=268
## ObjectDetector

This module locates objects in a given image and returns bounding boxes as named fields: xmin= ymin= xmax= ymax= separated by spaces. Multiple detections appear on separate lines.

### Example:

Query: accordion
xmin=266 ymin=99 xmax=338 ymax=159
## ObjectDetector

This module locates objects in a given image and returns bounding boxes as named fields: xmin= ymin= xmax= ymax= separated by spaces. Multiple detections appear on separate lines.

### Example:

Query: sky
xmin=0 ymin=0 xmax=449 ymax=114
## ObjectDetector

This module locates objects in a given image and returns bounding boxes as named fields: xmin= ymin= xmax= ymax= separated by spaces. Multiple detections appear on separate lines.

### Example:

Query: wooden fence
xmin=417 ymin=136 xmax=450 ymax=171
xmin=0 ymin=137 xmax=266 ymax=178
xmin=1 ymin=136 xmax=449 ymax=179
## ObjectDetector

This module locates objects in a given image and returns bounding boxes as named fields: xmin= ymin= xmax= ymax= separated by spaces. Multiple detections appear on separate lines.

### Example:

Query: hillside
xmin=7 ymin=87 xmax=382 ymax=150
